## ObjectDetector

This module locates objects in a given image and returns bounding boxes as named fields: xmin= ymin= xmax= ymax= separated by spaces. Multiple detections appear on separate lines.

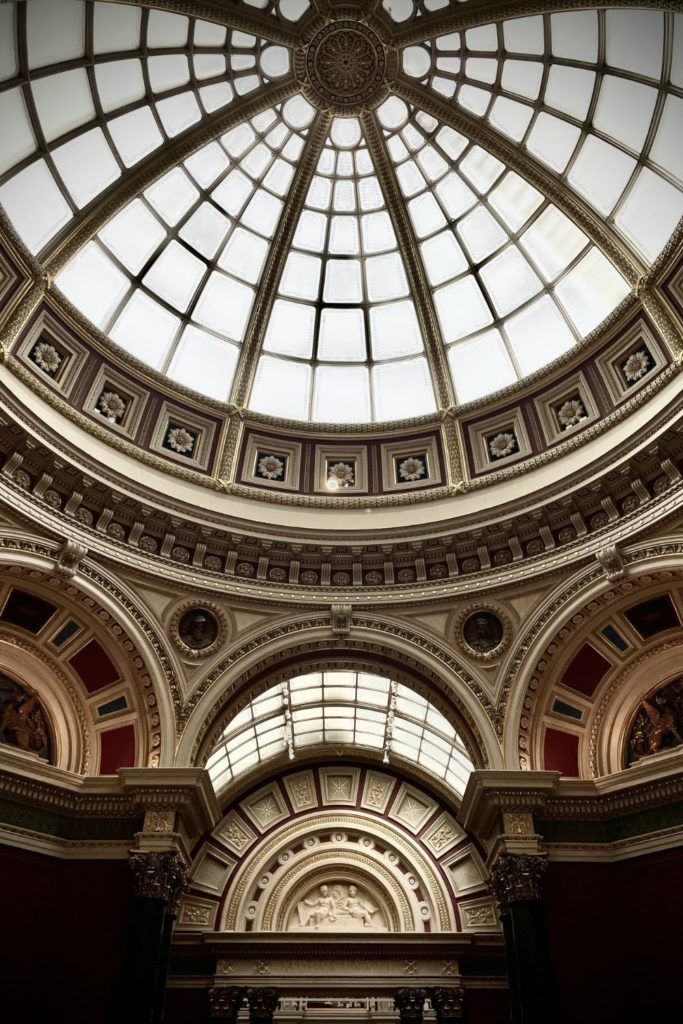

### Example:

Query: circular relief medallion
xmin=171 ymin=602 xmax=227 ymax=658
xmin=306 ymin=21 xmax=386 ymax=110
xmin=454 ymin=604 xmax=512 ymax=661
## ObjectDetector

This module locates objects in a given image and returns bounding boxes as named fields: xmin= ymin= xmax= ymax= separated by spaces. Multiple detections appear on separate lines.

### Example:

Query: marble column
xmin=246 ymin=987 xmax=279 ymax=1023
xmin=120 ymin=850 xmax=187 ymax=1024
xmin=430 ymin=986 xmax=465 ymax=1022
xmin=394 ymin=988 xmax=427 ymax=1023
xmin=490 ymin=853 xmax=554 ymax=1024
xmin=208 ymin=987 xmax=245 ymax=1021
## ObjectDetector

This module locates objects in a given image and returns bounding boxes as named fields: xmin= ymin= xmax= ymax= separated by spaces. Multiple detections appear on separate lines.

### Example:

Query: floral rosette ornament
xmin=258 ymin=454 xmax=284 ymax=480
xmin=623 ymin=349 xmax=651 ymax=382
xmin=398 ymin=456 xmax=426 ymax=481
xmin=557 ymin=398 xmax=586 ymax=429
xmin=489 ymin=432 xmax=517 ymax=459
xmin=32 ymin=341 xmax=61 ymax=374
xmin=166 ymin=426 xmax=195 ymax=455
xmin=98 ymin=391 xmax=126 ymax=422
xmin=328 ymin=462 xmax=354 ymax=486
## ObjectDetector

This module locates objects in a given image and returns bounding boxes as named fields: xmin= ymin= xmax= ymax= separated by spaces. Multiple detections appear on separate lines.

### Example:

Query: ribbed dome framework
xmin=1 ymin=1 xmax=681 ymax=422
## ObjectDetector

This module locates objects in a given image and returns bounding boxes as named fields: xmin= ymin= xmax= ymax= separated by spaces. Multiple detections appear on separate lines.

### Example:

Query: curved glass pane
xmin=248 ymin=116 xmax=437 ymax=422
xmin=54 ymin=99 xmax=313 ymax=400
xmin=206 ymin=670 xmax=474 ymax=795
xmin=404 ymin=9 xmax=683 ymax=263
xmin=0 ymin=0 xmax=292 ymax=254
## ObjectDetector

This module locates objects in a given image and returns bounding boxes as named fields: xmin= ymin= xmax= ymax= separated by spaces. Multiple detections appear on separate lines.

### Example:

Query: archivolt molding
xmin=178 ymin=618 xmax=501 ymax=771
xmin=0 ymin=630 xmax=90 ymax=774
xmin=588 ymin=639 xmax=683 ymax=778
xmin=503 ymin=541 xmax=683 ymax=771
xmin=393 ymin=80 xmax=643 ymax=286
xmin=217 ymin=809 xmax=455 ymax=933
xmin=0 ymin=533 xmax=178 ymax=764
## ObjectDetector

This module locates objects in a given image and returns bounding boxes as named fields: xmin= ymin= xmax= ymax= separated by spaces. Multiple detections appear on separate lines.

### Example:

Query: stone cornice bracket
xmin=331 ymin=603 xmax=353 ymax=637
xmin=395 ymin=988 xmax=427 ymax=1023
xmin=129 ymin=849 xmax=187 ymax=909
xmin=208 ymin=986 xmax=246 ymax=1021
xmin=596 ymin=543 xmax=626 ymax=582
xmin=430 ymin=986 xmax=465 ymax=1022
xmin=54 ymin=539 xmax=88 ymax=578
xmin=459 ymin=770 xmax=561 ymax=840
xmin=488 ymin=852 xmax=548 ymax=914
xmin=246 ymin=987 xmax=279 ymax=1021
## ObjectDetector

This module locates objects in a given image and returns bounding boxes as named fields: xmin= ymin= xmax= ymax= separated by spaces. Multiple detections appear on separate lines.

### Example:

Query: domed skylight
xmin=206 ymin=670 xmax=475 ymax=796
xmin=1 ymin=1 xmax=681 ymax=421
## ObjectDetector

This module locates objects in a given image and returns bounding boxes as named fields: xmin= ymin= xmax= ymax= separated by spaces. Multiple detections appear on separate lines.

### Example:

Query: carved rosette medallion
xmin=305 ymin=21 xmax=386 ymax=112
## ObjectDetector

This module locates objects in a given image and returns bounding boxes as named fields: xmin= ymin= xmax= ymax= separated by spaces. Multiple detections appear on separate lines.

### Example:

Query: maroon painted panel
xmin=68 ymin=638 xmax=119 ymax=693
xmin=99 ymin=723 xmax=136 ymax=773
xmin=544 ymin=727 xmax=580 ymax=776
xmin=560 ymin=643 xmax=611 ymax=697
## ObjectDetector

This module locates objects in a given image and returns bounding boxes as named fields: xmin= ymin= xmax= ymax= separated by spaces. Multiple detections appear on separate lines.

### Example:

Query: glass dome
xmin=1 ymin=1 xmax=681 ymax=423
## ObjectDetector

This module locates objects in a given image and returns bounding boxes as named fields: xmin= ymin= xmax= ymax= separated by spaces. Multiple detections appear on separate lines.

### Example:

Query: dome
xmin=2 ymin=1 xmax=680 ymax=423
xmin=0 ymin=0 xmax=681 ymax=535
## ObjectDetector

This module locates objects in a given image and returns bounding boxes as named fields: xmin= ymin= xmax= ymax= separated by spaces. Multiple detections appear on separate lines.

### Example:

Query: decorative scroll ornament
xmin=394 ymin=988 xmax=427 ymax=1022
xmin=129 ymin=851 xmax=187 ymax=910
xmin=489 ymin=853 xmax=547 ymax=912
xmin=596 ymin=543 xmax=625 ymax=581
xmin=431 ymin=987 xmax=465 ymax=1022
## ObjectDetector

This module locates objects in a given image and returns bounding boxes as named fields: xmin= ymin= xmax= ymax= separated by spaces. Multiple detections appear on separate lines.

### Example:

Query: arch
xmin=0 ymin=532 xmax=178 ymax=770
xmin=176 ymin=616 xmax=504 ymax=779
xmin=504 ymin=536 xmax=683 ymax=776
xmin=177 ymin=763 xmax=499 ymax=936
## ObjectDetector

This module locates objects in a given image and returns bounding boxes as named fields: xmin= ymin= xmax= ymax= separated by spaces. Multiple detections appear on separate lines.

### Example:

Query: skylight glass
xmin=206 ymin=670 xmax=474 ymax=795
xmin=0 ymin=1 xmax=678 ymax=423
xmin=0 ymin=0 xmax=292 ymax=254
xmin=378 ymin=98 xmax=628 ymax=402
xmin=406 ymin=8 xmax=683 ymax=264
xmin=249 ymin=117 xmax=437 ymax=422
xmin=55 ymin=100 xmax=313 ymax=401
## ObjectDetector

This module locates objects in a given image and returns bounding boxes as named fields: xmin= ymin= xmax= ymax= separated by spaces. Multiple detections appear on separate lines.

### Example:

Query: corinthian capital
xmin=129 ymin=850 xmax=187 ymax=907
xmin=489 ymin=853 xmax=547 ymax=912
xmin=394 ymin=988 xmax=427 ymax=1022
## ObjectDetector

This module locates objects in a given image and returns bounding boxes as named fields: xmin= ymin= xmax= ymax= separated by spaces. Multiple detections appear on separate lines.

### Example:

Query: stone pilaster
xmin=394 ymin=987 xmax=427 ymax=1023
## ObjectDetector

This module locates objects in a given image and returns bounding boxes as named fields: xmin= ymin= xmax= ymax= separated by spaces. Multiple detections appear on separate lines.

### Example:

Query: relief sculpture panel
xmin=289 ymin=881 xmax=388 ymax=933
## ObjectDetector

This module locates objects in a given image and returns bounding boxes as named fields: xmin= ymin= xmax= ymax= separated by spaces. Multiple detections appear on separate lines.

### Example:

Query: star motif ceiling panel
xmin=0 ymin=1 xmax=681 ymax=424
xmin=206 ymin=670 xmax=474 ymax=796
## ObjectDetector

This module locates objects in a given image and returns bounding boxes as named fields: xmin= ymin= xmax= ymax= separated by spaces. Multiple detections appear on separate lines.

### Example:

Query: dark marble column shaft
xmin=490 ymin=853 xmax=555 ymax=1024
